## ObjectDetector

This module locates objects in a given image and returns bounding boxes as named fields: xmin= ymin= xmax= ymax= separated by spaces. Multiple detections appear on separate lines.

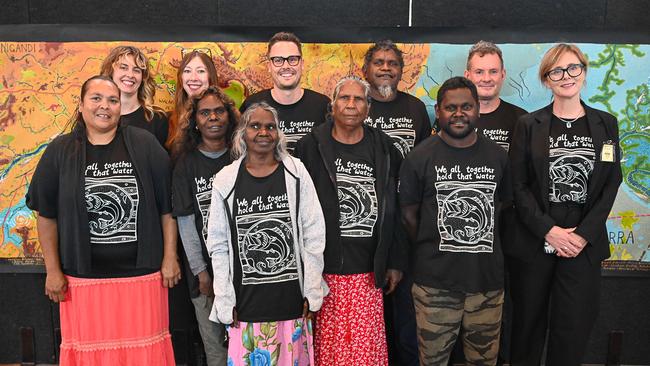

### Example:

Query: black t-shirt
xmin=172 ymin=149 xmax=232 ymax=248
xmin=240 ymin=89 xmax=330 ymax=153
xmin=120 ymin=106 xmax=169 ymax=148
xmin=332 ymin=133 xmax=379 ymax=274
xmin=399 ymin=135 xmax=510 ymax=292
xmin=232 ymin=163 xmax=303 ymax=322
xmin=82 ymin=132 xmax=152 ymax=278
xmin=365 ymin=91 xmax=432 ymax=158
xmin=476 ymin=99 xmax=527 ymax=152
xmin=544 ymin=115 xmax=595 ymax=254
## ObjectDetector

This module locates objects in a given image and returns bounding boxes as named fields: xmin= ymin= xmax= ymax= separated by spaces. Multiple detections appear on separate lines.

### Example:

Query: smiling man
xmin=363 ymin=40 xmax=432 ymax=159
xmin=294 ymin=76 xmax=406 ymax=366
xmin=400 ymin=77 xmax=510 ymax=366
xmin=464 ymin=41 xmax=527 ymax=152
xmin=240 ymin=32 xmax=330 ymax=153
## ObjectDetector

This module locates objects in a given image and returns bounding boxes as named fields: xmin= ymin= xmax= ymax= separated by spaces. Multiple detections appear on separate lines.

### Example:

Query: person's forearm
xmin=161 ymin=213 xmax=178 ymax=259
xmin=37 ymin=215 xmax=62 ymax=273
xmin=177 ymin=215 xmax=207 ymax=275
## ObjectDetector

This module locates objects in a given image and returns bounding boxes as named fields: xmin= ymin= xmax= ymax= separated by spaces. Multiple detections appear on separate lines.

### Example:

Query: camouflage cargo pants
xmin=412 ymin=283 xmax=504 ymax=366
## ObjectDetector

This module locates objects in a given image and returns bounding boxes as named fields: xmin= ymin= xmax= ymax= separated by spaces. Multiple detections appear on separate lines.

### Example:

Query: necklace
xmin=554 ymin=114 xmax=583 ymax=128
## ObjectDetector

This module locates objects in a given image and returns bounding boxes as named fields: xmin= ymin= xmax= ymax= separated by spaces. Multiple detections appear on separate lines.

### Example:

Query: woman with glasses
xmin=100 ymin=45 xmax=169 ymax=147
xmin=167 ymin=49 xmax=219 ymax=148
xmin=508 ymin=44 xmax=622 ymax=365
xmin=171 ymin=86 xmax=238 ymax=366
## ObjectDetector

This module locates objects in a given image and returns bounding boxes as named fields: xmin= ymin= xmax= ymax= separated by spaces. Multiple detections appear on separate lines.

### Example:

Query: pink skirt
xmin=314 ymin=273 xmax=388 ymax=366
xmin=59 ymin=272 xmax=175 ymax=366
xmin=227 ymin=318 xmax=314 ymax=366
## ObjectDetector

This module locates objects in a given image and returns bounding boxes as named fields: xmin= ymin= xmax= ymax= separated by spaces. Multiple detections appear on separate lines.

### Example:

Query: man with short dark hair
xmin=464 ymin=40 xmax=526 ymax=152
xmin=400 ymin=76 xmax=510 ymax=365
xmin=240 ymin=31 xmax=330 ymax=153
xmin=362 ymin=39 xmax=432 ymax=366
xmin=294 ymin=76 xmax=406 ymax=366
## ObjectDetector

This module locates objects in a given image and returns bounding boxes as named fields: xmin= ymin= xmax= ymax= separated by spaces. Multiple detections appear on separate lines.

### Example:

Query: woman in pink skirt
xmin=206 ymin=102 xmax=327 ymax=366
xmin=26 ymin=75 xmax=180 ymax=365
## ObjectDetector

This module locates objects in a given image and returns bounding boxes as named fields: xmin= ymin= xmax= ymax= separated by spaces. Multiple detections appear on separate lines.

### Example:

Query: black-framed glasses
xmin=269 ymin=55 xmax=301 ymax=67
xmin=545 ymin=63 xmax=584 ymax=81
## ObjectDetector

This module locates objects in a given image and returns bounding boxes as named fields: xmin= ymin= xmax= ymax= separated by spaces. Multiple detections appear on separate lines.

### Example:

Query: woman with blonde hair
xmin=167 ymin=50 xmax=219 ymax=148
xmin=508 ymin=44 xmax=622 ymax=365
xmin=101 ymin=45 xmax=169 ymax=147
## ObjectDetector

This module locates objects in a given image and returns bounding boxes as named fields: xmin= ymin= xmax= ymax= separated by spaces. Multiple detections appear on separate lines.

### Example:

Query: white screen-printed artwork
xmin=337 ymin=173 xmax=378 ymax=237
xmin=195 ymin=190 xmax=212 ymax=243
xmin=235 ymin=210 xmax=298 ymax=285
xmin=549 ymin=148 xmax=595 ymax=204
xmin=85 ymin=175 xmax=139 ymax=244
xmin=435 ymin=181 xmax=496 ymax=253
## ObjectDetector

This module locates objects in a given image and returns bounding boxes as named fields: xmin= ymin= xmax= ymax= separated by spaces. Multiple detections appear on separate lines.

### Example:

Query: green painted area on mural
xmin=618 ymin=210 xmax=640 ymax=231
xmin=0 ymin=135 xmax=14 ymax=145
xmin=223 ymin=80 xmax=246 ymax=109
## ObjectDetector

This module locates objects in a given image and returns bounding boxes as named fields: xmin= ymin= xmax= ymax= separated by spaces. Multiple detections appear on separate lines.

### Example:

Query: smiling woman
xmin=100 ymin=45 xmax=169 ymax=147
xmin=25 ymin=75 xmax=179 ymax=365
xmin=171 ymin=86 xmax=238 ymax=365
xmin=508 ymin=44 xmax=623 ymax=366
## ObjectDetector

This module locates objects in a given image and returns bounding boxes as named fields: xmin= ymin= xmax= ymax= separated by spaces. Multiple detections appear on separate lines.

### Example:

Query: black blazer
xmin=506 ymin=102 xmax=622 ymax=264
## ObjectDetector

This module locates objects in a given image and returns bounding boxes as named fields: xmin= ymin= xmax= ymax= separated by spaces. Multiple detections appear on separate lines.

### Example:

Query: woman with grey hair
xmin=206 ymin=102 xmax=327 ymax=365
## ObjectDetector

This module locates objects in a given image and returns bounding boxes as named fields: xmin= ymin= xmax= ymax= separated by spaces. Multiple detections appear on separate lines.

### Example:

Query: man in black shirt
xmin=362 ymin=40 xmax=431 ymax=366
xmin=240 ymin=31 xmax=330 ymax=153
xmin=464 ymin=41 xmax=526 ymax=152
xmin=464 ymin=41 xmax=526 ymax=364
xmin=294 ymin=76 xmax=405 ymax=365
xmin=363 ymin=40 xmax=432 ymax=159
xmin=400 ymin=77 xmax=509 ymax=365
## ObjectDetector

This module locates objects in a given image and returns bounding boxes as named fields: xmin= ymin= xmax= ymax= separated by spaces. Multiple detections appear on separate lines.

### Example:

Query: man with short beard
xmin=363 ymin=39 xmax=431 ymax=366
xmin=464 ymin=41 xmax=526 ymax=152
xmin=240 ymin=31 xmax=330 ymax=153
xmin=363 ymin=40 xmax=432 ymax=159
xmin=400 ymin=77 xmax=510 ymax=365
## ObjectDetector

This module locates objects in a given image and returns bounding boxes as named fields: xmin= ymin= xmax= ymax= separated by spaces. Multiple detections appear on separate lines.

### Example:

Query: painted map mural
xmin=0 ymin=41 xmax=647 ymax=273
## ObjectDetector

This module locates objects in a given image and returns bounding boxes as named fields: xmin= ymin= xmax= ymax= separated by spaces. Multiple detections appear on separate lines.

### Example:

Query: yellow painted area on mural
xmin=20 ymin=69 xmax=37 ymax=80
xmin=618 ymin=210 xmax=639 ymax=231
xmin=609 ymin=243 xmax=636 ymax=260
xmin=416 ymin=86 xmax=427 ymax=98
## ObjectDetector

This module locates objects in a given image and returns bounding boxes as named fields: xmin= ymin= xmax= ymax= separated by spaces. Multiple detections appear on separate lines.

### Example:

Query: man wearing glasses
xmin=240 ymin=31 xmax=330 ymax=153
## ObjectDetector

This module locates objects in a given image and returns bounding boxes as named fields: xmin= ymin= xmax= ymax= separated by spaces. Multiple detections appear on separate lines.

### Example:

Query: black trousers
xmin=508 ymin=250 xmax=601 ymax=366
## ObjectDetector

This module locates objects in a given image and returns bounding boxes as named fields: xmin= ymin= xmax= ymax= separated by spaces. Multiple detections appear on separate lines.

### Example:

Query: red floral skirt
xmin=59 ymin=272 xmax=175 ymax=365
xmin=314 ymin=272 xmax=387 ymax=366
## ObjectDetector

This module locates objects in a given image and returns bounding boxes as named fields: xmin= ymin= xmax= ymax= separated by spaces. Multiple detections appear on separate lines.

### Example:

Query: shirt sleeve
xmin=398 ymin=156 xmax=423 ymax=207
xmin=178 ymin=214 xmax=207 ymax=276
xmin=25 ymin=141 xmax=60 ymax=218
xmin=171 ymin=157 xmax=194 ymax=217
xmin=148 ymin=137 xmax=172 ymax=214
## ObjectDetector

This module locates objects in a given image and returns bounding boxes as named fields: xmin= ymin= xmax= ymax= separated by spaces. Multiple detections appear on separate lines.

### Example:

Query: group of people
xmin=26 ymin=31 xmax=622 ymax=366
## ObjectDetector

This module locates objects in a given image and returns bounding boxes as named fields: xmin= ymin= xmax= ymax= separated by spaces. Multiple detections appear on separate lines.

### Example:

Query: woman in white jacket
xmin=206 ymin=102 xmax=326 ymax=366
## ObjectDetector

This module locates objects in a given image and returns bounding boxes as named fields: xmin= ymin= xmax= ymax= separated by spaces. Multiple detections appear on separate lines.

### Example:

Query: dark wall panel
xmin=27 ymin=0 xmax=219 ymax=25
xmin=412 ymin=0 xmax=606 ymax=28
xmin=0 ymin=274 xmax=57 ymax=364
xmin=0 ymin=1 xmax=29 ymax=24
xmin=605 ymin=0 xmax=650 ymax=30
xmin=217 ymin=0 xmax=409 ymax=26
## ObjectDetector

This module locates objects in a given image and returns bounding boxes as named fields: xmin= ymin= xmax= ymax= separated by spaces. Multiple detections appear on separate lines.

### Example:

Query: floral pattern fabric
xmin=314 ymin=273 xmax=388 ymax=366
xmin=227 ymin=318 xmax=313 ymax=366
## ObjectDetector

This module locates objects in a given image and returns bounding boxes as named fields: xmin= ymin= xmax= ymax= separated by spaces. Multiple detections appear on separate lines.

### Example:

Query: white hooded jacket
xmin=206 ymin=154 xmax=327 ymax=324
